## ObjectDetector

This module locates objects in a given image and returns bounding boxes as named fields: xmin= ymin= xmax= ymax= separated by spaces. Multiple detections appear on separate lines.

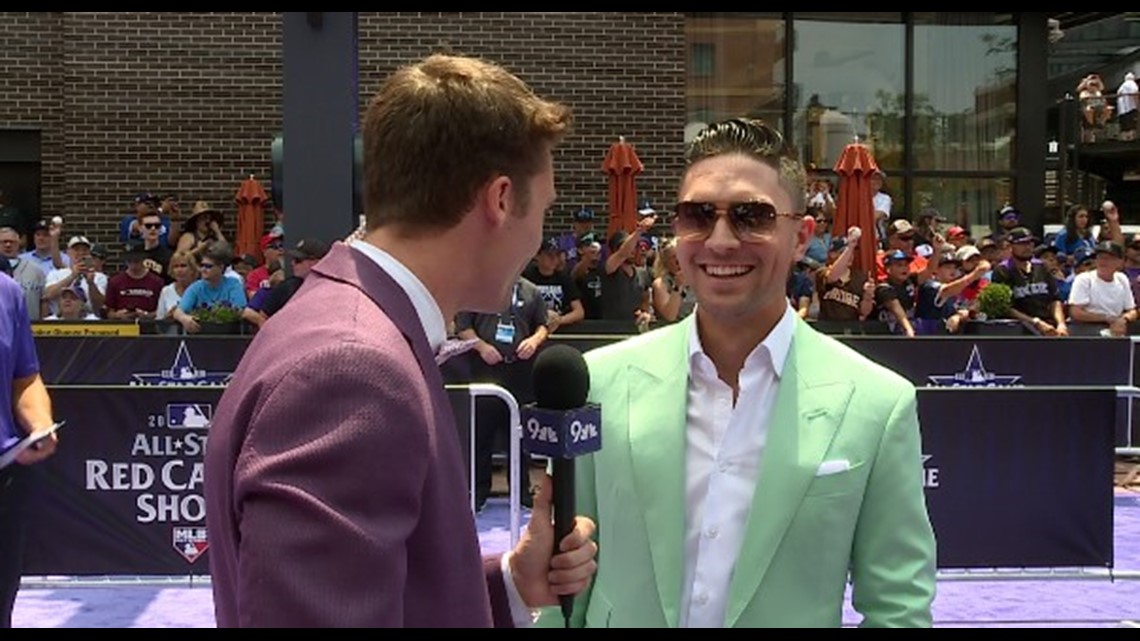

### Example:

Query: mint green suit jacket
xmin=538 ymin=316 xmax=936 ymax=627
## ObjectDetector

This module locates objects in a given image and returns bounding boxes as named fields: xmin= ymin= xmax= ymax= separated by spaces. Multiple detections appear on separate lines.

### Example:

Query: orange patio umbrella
xmin=602 ymin=136 xmax=644 ymax=242
xmin=832 ymin=143 xmax=880 ymax=273
xmin=234 ymin=175 xmax=269 ymax=263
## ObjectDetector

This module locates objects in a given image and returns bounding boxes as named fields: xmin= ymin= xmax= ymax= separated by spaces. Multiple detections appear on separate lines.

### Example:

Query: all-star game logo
xmin=131 ymin=341 xmax=233 ymax=387
xmin=927 ymin=346 xmax=1022 ymax=388
xmin=173 ymin=527 xmax=208 ymax=564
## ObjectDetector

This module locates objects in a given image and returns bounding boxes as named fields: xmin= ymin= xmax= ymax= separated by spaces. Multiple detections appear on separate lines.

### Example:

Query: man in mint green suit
xmin=538 ymin=119 xmax=935 ymax=628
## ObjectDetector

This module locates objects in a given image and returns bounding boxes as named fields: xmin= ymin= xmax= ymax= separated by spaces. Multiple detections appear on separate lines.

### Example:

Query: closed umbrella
xmin=235 ymin=175 xmax=269 ymax=263
xmin=832 ymin=144 xmax=880 ymax=273
xmin=602 ymin=136 xmax=643 ymax=242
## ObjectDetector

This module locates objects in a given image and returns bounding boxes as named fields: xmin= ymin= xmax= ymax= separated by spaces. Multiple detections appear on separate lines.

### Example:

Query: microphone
xmin=520 ymin=344 xmax=601 ymax=628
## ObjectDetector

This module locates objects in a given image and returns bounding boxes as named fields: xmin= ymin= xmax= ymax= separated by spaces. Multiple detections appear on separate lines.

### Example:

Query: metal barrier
xmin=446 ymin=383 xmax=524 ymax=548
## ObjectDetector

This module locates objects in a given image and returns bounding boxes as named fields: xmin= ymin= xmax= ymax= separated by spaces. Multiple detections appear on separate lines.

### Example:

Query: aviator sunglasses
xmin=672 ymin=201 xmax=804 ymax=242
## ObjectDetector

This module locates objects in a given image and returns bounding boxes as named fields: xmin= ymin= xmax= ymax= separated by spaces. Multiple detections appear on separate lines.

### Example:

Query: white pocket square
xmin=815 ymin=460 xmax=852 ymax=477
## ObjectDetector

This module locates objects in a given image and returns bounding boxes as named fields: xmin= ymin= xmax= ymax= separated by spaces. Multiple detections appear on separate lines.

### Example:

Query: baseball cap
xmin=1000 ymin=206 xmax=1021 ymax=222
xmin=637 ymin=200 xmax=657 ymax=217
xmin=1033 ymin=244 xmax=1058 ymax=258
xmin=888 ymin=219 xmax=914 ymax=237
xmin=1093 ymin=241 xmax=1124 ymax=260
xmin=883 ymin=249 xmax=913 ymax=265
xmin=61 ymin=282 xmax=87 ymax=303
xmin=538 ymin=235 xmax=562 ymax=254
xmin=1074 ymin=248 xmax=1096 ymax=266
xmin=955 ymin=245 xmax=981 ymax=263
xmin=977 ymin=237 xmax=998 ymax=251
xmin=286 ymin=238 xmax=331 ymax=262
xmin=947 ymin=226 xmax=968 ymax=239
xmin=1007 ymin=227 xmax=1036 ymax=245
xmin=939 ymin=251 xmax=962 ymax=265
xmin=32 ymin=218 xmax=50 ymax=233
xmin=573 ymin=207 xmax=595 ymax=222
xmin=233 ymin=253 xmax=258 ymax=268
xmin=917 ymin=208 xmax=946 ymax=223
xmin=1128 ymin=233 xmax=1140 ymax=249
xmin=122 ymin=242 xmax=146 ymax=261
xmin=260 ymin=231 xmax=284 ymax=251
xmin=133 ymin=192 xmax=158 ymax=205
xmin=829 ymin=237 xmax=848 ymax=253
xmin=67 ymin=235 xmax=92 ymax=249
xmin=576 ymin=232 xmax=598 ymax=248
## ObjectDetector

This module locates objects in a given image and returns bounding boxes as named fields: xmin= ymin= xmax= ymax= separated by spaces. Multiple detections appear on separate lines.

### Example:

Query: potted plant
xmin=191 ymin=302 xmax=244 ymax=335
xmin=966 ymin=283 xmax=1027 ymax=336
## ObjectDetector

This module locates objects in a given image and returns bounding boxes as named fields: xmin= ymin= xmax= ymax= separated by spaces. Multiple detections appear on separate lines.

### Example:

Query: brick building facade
xmin=0 ymin=12 xmax=688 ymax=254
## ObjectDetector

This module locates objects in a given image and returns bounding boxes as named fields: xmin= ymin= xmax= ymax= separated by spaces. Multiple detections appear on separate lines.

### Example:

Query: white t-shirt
xmin=873 ymin=192 xmax=893 ymax=216
xmin=45 ymin=269 xmax=108 ymax=316
xmin=156 ymin=283 xmax=184 ymax=320
xmin=1118 ymin=78 xmax=1138 ymax=116
xmin=1068 ymin=270 xmax=1136 ymax=318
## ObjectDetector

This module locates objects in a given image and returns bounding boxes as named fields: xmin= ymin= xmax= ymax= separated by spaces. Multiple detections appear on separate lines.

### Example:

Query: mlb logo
xmin=173 ymin=527 xmax=209 ymax=564
xmin=167 ymin=404 xmax=212 ymax=430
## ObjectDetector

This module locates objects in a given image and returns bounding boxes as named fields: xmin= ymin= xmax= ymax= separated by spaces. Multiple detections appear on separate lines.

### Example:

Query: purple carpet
xmin=13 ymin=491 xmax=1140 ymax=628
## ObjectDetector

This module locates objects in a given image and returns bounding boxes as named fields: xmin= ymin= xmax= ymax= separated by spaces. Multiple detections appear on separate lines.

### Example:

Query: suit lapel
xmin=311 ymin=243 xmax=451 ymax=421
xmin=724 ymin=322 xmax=854 ymax=627
xmin=627 ymin=318 xmax=691 ymax=629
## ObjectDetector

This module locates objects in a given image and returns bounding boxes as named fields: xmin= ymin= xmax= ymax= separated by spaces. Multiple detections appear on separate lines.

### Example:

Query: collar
xmin=350 ymin=241 xmax=447 ymax=354
xmin=688 ymin=303 xmax=797 ymax=379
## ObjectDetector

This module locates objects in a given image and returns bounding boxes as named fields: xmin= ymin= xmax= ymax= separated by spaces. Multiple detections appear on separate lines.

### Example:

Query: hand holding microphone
xmin=511 ymin=345 xmax=601 ymax=626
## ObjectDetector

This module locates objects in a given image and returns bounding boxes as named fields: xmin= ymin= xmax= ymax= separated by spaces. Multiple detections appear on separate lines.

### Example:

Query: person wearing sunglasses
xmin=536 ymin=118 xmax=935 ymax=628
xmin=134 ymin=211 xmax=174 ymax=284
xmin=171 ymin=241 xmax=247 ymax=335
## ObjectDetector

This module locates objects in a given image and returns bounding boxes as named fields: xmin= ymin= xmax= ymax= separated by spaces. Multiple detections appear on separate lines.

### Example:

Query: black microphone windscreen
xmin=532 ymin=344 xmax=589 ymax=411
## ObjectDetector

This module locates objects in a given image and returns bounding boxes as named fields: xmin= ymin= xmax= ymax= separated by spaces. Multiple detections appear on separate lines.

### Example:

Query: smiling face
xmin=675 ymin=153 xmax=811 ymax=331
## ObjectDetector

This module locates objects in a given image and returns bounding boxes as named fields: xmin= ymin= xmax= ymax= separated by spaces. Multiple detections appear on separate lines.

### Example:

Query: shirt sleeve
xmin=454 ymin=312 xmax=475 ymax=333
xmin=1068 ymin=273 xmax=1091 ymax=306
xmin=12 ymin=286 xmax=39 ymax=379
xmin=179 ymin=282 xmax=200 ymax=313
xmin=500 ymin=553 xmax=538 ymax=628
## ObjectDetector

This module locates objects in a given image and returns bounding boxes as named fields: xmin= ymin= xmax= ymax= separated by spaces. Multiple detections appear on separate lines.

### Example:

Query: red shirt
xmin=105 ymin=271 xmax=165 ymax=313
xmin=245 ymin=266 xmax=272 ymax=298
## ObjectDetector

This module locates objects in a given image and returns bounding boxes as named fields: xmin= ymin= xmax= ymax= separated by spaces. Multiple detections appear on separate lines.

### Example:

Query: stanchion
xmin=447 ymin=383 xmax=523 ymax=547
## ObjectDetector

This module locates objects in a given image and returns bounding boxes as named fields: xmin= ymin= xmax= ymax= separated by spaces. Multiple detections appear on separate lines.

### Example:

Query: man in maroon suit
xmin=205 ymin=54 xmax=598 ymax=628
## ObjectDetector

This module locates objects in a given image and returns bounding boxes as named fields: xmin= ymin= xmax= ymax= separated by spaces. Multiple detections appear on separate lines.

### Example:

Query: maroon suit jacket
xmin=205 ymin=243 xmax=514 ymax=627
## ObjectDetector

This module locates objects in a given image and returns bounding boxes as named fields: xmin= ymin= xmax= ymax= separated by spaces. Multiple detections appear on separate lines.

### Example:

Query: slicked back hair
xmin=683 ymin=118 xmax=807 ymax=213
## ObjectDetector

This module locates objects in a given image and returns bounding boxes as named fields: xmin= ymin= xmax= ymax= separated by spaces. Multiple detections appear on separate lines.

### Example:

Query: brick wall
xmin=0 ymin=11 xmax=686 ymax=253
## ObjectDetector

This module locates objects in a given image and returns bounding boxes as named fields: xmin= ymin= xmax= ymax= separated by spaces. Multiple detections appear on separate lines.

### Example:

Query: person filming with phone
xmin=42 ymin=236 xmax=107 ymax=319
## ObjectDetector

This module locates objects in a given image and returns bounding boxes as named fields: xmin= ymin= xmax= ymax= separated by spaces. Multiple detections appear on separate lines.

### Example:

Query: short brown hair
xmin=362 ymin=54 xmax=572 ymax=235
xmin=683 ymin=119 xmax=807 ymax=214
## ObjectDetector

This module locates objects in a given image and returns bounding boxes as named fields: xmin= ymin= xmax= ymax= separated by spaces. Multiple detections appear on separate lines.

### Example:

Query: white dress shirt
xmin=350 ymin=241 xmax=447 ymax=352
xmin=679 ymin=304 xmax=796 ymax=628
xmin=350 ymin=240 xmax=533 ymax=625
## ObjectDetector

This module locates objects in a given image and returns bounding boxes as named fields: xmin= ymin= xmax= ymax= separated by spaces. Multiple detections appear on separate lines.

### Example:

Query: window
xmin=685 ymin=14 xmax=787 ymax=142
xmin=913 ymin=14 xmax=1017 ymax=171
xmin=691 ymin=43 xmax=715 ymax=77
xmin=792 ymin=16 xmax=906 ymax=171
